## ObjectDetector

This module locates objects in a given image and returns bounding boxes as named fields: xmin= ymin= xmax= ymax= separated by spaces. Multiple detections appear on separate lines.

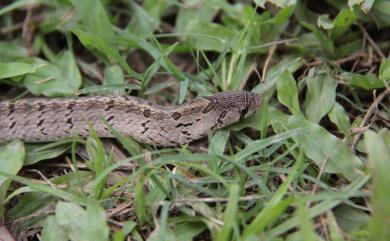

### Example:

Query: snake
xmin=0 ymin=91 xmax=262 ymax=146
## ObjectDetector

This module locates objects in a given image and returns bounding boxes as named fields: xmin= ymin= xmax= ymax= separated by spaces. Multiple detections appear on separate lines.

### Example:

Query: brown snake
xmin=0 ymin=91 xmax=262 ymax=146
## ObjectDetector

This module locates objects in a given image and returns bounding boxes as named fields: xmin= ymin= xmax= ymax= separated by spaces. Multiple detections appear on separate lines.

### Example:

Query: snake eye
xmin=239 ymin=107 xmax=249 ymax=120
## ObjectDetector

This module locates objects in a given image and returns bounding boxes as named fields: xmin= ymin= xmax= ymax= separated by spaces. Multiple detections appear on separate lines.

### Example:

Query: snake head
xmin=204 ymin=91 xmax=263 ymax=128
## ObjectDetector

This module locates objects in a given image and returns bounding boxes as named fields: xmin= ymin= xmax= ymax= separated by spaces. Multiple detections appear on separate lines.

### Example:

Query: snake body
xmin=0 ymin=91 xmax=262 ymax=146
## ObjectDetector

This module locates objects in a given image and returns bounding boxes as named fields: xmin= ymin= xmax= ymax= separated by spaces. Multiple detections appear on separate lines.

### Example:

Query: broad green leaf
xmin=0 ymin=140 xmax=25 ymax=217
xmin=328 ymin=102 xmax=351 ymax=134
xmin=0 ymin=62 xmax=46 ymax=79
xmin=350 ymin=73 xmax=385 ymax=90
xmin=84 ymin=198 xmax=110 ymax=241
xmin=174 ymin=222 xmax=205 ymax=241
xmin=208 ymin=129 xmax=230 ymax=172
xmin=185 ymin=22 xmax=237 ymax=52
xmin=379 ymin=57 xmax=390 ymax=82
xmin=276 ymin=70 xmax=301 ymax=116
xmin=332 ymin=9 xmax=356 ymax=40
xmin=334 ymin=204 xmax=370 ymax=232
xmin=127 ymin=1 xmax=159 ymax=36
xmin=175 ymin=0 xmax=220 ymax=35
xmin=55 ymin=202 xmax=86 ymax=240
xmin=270 ymin=108 xmax=363 ymax=181
xmin=24 ymin=142 xmax=70 ymax=166
xmin=305 ymin=68 xmax=337 ymax=123
xmin=0 ymin=141 xmax=25 ymax=182
xmin=104 ymin=65 xmax=125 ymax=95
xmin=208 ymin=129 xmax=230 ymax=157
xmin=273 ymin=4 xmax=296 ymax=24
xmin=0 ymin=41 xmax=28 ymax=61
xmin=23 ymin=60 xmax=76 ymax=97
xmin=301 ymin=22 xmax=334 ymax=56
xmin=41 ymin=215 xmax=67 ymax=241
xmin=56 ymin=50 xmax=82 ymax=91
xmin=371 ymin=1 xmax=390 ymax=28
xmin=365 ymin=130 xmax=390 ymax=240
xmin=71 ymin=0 xmax=115 ymax=43
xmin=7 ymin=192 xmax=53 ymax=220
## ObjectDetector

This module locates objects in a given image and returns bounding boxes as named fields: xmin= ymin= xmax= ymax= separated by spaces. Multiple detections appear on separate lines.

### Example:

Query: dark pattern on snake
xmin=0 ymin=91 xmax=263 ymax=146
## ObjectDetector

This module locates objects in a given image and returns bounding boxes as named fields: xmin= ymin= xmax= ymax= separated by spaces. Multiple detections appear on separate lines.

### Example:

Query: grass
xmin=0 ymin=0 xmax=390 ymax=240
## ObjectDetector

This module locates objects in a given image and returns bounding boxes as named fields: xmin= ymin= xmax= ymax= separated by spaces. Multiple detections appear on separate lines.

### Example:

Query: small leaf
xmin=24 ymin=142 xmax=70 ymax=166
xmin=332 ymin=9 xmax=356 ymax=40
xmin=83 ymin=198 xmax=110 ymax=241
xmin=276 ymin=70 xmax=301 ymax=116
xmin=301 ymin=22 xmax=334 ymax=55
xmin=208 ymin=129 xmax=230 ymax=172
xmin=318 ymin=15 xmax=334 ymax=29
xmin=104 ymin=65 xmax=125 ymax=95
xmin=23 ymin=59 xmax=77 ymax=97
xmin=0 ymin=62 xmax=47 ymax=79
xmin=350 ymin=73 xmax=385 ymax=90
xmin=71 ymin=0 xmax=115 ymax=43
xmin=334 ymin=204 xmax=370 ymax=232
xmin=273 ymin=5 xmax=296 ymax=25
xmin=0 ymin=140 xmax=25 ymax=184
xmin=305 ymin=68 xmax=337 ymax=123
xmin=328 ymin=102 xmax=351 ymax=134
xmin=127 ymin=1 xmax=159 ymax=36
xmin=56 ymin=50 xmax=82 ymax=91
xmin=0 ymin=140 xmax=25 ymax=217
xmin=0 ymin=41 xmax=28 ymax=61
xmin=179 ymin=78 xmax=189 ymax=104
xmin=41 ymin=215 xmax=67 ymax=241
xmin=209 ymin=129 xmax=230 ymax=156
xmin=55 ymin=202 xmax=86 ymax=240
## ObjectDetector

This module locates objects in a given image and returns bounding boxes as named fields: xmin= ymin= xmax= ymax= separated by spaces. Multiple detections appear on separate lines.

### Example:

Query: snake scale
xmin=0 ymin=91 xmax=262 ymax=146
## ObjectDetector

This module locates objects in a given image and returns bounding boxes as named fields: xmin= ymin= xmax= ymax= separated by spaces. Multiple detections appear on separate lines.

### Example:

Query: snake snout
xmin=249 ymin=92 xmax=263 ymax=110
